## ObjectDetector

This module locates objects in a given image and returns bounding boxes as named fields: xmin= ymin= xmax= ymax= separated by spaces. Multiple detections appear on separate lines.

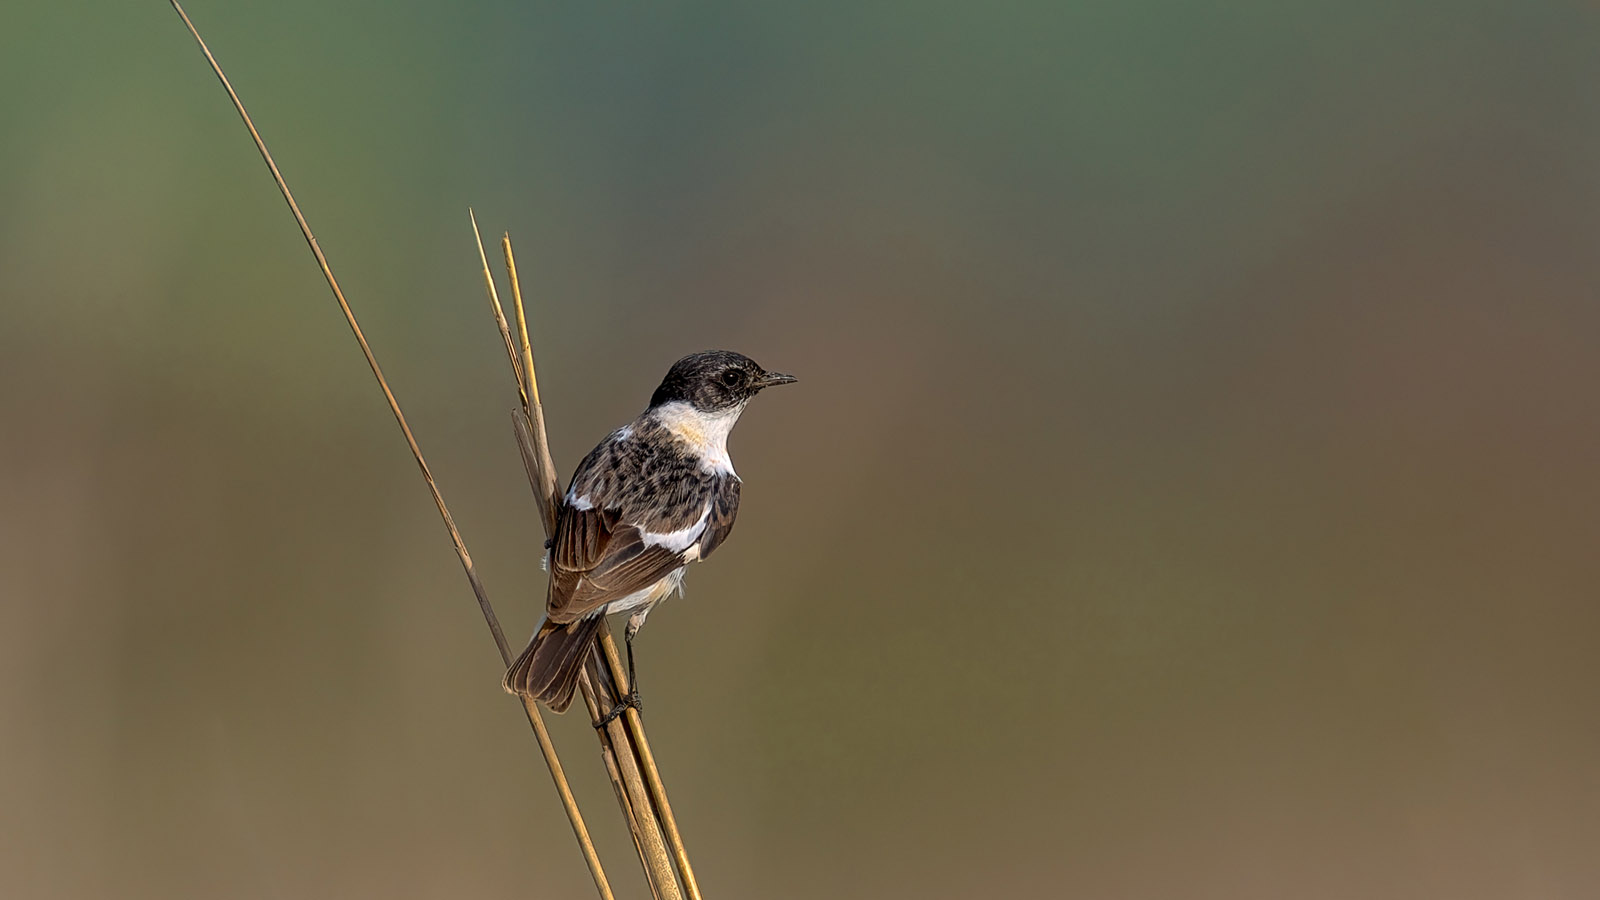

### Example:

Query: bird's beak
xmin=756 ymin=371 xmax=798 ymax=389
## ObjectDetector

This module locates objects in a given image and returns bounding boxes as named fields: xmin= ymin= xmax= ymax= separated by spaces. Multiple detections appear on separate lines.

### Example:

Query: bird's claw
xmin=594 ymin=690 xmax=642 ymax=729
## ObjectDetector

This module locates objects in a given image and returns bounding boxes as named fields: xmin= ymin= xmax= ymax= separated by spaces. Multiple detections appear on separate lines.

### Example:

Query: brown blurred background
xmin=4 ymin=2 xmax=1600 ymax=898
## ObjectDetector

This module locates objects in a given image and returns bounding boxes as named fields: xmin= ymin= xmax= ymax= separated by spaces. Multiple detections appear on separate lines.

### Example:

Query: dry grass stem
xmin=167 ymin=4 xmax=613 ymax=897
xmin=489 ymin=231 xmax=695 ymax=897
xmin=502 ymin=235 xmax=559 ymax=536
xmin=578 ymin=674 xmax=671 ymax=900
xmin=586 ymin=665 xmax=682 ymax=900
xmin=597 ymin=626 xmax=704 ymax=900
xmin=470 ymin=209 xmax=527 ymax=406
xmin=493 ymin=233 xmax=705 ymax=900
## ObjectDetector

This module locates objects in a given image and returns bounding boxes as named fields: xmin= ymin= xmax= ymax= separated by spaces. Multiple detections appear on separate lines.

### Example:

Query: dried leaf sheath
xmin=496 ymin=230 xmax=705 ymax=899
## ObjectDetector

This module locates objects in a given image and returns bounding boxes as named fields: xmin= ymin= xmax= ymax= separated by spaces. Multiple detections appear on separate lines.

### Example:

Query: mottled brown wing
xmin=546 ymin=504 xmax=693 ymax=623
xmin=695 ymin=475 xmax=741 ymax=559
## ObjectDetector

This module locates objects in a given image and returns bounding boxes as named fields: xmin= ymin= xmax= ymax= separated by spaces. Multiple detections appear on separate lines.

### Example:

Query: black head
xmin=648 ymin=350 xmax=797 ymax=412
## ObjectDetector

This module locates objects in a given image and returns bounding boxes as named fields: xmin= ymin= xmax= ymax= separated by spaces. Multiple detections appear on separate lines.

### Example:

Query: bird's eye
xmin=720 ymin=370 xmax=742 ymax=388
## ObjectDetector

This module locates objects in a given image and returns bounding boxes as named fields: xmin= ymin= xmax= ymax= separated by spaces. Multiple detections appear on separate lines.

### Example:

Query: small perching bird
xmin=504 ymin=350 xmax=796 ymax=718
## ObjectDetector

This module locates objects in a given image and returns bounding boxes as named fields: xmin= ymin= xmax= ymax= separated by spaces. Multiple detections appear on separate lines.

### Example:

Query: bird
xmin=503 ymin=349 xmax=796 ymax=720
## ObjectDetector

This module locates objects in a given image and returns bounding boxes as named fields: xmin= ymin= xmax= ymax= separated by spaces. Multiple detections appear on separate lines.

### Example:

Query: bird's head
xmin=648 ymin=350 xmax=797 ymax=413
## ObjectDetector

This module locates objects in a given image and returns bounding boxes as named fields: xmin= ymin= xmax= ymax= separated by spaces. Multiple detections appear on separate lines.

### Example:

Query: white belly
xmin=605 ymin=568 xmax=685 ymax=616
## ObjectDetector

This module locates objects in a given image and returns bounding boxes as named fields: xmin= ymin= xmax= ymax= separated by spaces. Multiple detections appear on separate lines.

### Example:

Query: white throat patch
xmin=649 ymin=401 xmax=744 ymax=475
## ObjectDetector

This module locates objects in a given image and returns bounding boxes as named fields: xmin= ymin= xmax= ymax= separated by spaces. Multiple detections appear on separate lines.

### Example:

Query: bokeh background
xmin=4 ymin=2 xmax=1599 ymax=898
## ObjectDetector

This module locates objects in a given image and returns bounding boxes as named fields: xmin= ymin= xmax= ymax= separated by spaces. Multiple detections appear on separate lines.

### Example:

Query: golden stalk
xmin=578 ymin=675 xmax=672 ymax=900
xmin=166 ymin=4 xmax=614 ymax=898
xmin=597 ymin=626 xmax=704 ymax=900
xmin=592 ymin=675 xmax=682 ymax=899
xmin=491 ymin=230 xmax=692 ymax=897
xmin=502 ymin=235 xmax=559 ymax=537
xmin=575 ymin=678 xmax=647 ymax=861
xmin=470 ymin=210 xmax=527 ymax=407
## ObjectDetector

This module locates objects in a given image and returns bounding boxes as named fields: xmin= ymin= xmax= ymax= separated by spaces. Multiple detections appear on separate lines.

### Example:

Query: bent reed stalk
xmin=168 ymin=3 xmax=614 ymax=897
xmin=484 ymin=224 xmax=704 ymax=900
xmin=172 ymin=2 xmax=710 ymax=896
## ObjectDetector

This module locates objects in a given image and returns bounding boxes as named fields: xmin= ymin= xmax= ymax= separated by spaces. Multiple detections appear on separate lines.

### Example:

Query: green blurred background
xmin=4 ymin=2 xmax=1599 ymax=897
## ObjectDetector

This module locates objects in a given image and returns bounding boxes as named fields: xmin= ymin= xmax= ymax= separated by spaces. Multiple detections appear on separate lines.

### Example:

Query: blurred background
xmin=3 ymin=2 xmax=1599 ymax=898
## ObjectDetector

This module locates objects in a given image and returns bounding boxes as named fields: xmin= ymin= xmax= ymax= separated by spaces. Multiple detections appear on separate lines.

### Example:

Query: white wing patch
xmin=566 ymin=492 xmax=594 ymax=510
xmin=638 ymin=503 xmax=711 ymax=553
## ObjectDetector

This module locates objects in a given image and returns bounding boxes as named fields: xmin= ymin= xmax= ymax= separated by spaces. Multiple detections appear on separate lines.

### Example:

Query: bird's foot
xmin=594 ymin=689 xmax=642 ymax=729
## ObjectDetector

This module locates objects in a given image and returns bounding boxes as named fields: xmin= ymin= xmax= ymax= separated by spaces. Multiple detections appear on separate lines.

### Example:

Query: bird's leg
xmin=594 ymin=618 xmax=645 ymax=729
xmin=623 ymin=618 xmax=643 ymax=712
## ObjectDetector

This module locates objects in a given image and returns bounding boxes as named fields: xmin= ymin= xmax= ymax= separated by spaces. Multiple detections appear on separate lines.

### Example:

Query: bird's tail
xmin=502 ymin=616 xmax=603 ymax=712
